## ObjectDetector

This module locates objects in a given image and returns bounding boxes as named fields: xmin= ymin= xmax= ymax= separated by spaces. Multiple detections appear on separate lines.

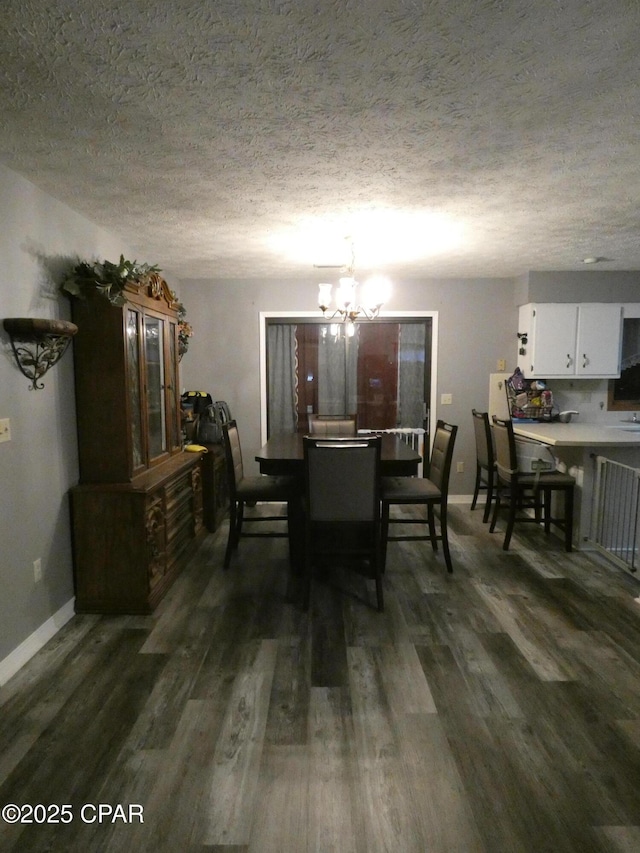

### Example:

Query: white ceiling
xmin=2 ymin=0 xmax=640 ymax=280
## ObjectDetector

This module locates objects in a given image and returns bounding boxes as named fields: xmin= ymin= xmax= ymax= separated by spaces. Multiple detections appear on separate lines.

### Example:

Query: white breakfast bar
xmin=511 ymin=422 xmax=640 ymax=548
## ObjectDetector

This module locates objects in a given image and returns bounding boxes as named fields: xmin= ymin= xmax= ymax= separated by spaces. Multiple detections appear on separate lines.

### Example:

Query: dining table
xmin=255 ymin=431 xmax=422 ymax=571
xmin=255 ymin=431 xmax=422 ymax=477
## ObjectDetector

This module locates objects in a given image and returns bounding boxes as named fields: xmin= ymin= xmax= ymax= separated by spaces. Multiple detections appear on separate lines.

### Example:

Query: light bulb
xmin=318 ymin=283 xmax=333 ymax=311
xmin=336 ymin=277 xmax=356 ymax=311
xmin=361 ymin=275 xmax=391 ymax=310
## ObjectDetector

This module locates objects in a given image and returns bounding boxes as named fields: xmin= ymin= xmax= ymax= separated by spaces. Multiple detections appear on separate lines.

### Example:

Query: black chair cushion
xmin=381 ymin=476 xmax=441 ymax=502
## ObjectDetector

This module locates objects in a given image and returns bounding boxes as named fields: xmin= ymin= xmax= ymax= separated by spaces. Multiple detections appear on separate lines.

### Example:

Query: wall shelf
xmin=3 ymin=317 xmax=78 ymax=389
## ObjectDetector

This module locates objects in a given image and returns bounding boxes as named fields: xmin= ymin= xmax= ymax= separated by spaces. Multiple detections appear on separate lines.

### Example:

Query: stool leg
xmin=427 ymin=504 xmax=438 ymax=552
xmin=440 ymin=503 xmax=454 ymax=573
xmin=489 ymin=483 xmax=501 ymax=533
xmin=483 ymin=468 xmax=494 ymax=524
xmin=565 ymin=486 xmax=574 ymax=552
xmin=503 ymin=486 xmax=517 ymax=550
xmin=543 ymin=488 xmax=551 ymax=534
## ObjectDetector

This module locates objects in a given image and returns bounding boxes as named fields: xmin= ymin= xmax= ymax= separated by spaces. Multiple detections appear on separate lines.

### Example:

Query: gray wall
xmin=525 ymin=270 xmax=640 ymax=302
xmin=0 ymin=164 xmax=138 ymax=667
xmin=178 ymin=277 xmax=519 ymax=497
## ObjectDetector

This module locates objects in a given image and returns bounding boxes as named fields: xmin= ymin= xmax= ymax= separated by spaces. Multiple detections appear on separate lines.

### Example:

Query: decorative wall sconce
xmin=3 ymin=318 xmax=78 ymax=389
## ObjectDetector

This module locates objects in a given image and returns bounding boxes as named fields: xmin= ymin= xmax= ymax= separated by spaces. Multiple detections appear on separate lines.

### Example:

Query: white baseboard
xmin=449 ymin=495 xmax=474 ymax=504
xmin=0 ymin=598 xmax=75 ymax=687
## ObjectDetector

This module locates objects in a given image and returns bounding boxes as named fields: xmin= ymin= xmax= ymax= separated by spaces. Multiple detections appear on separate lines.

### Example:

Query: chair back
xmin=491 ymin=417 xmax=518 ymax=481
xmin=472 ymin=409 xmax=494 ymax=469
xmin=222 ymin=420 xmax=244 ymax=494
xmin=427 ymin=420 xmax=458 ymax=496
xmin=308 ymin=414 xmax=357 ymax=436
xmin=303 ymin=435 xmax=381 ymax=522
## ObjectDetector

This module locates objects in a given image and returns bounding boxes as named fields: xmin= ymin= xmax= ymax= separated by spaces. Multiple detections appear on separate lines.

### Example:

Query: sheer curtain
xmin=318 ymin=326 xmax=358 ymax=415
xmin=267 ymin=324 xmax=297 ymax=434
xmin=398 ymin=323 xmax=426 ymax=427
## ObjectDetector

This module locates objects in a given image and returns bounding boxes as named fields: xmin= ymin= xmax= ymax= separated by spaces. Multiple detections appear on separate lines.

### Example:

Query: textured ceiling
xmin=1 ymin=0 xmax=640 ymax=280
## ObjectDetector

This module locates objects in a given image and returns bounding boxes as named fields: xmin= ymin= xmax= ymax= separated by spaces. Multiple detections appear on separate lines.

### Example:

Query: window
xmin=609 ymin=317 xmax=640 ymax=411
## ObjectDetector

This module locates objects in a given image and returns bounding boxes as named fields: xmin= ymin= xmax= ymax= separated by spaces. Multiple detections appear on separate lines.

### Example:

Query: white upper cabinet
xmin=517 ymin=303 xmax=623 ymax=379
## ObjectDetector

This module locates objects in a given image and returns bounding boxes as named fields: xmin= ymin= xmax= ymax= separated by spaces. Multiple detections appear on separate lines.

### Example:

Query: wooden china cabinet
xmin=69 ymin=274 xmax=204 ymax=614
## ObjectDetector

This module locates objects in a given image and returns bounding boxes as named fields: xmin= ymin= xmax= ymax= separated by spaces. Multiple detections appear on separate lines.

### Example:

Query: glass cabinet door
xmin=144 ymin=314 xmax=167 ymax=460
xmin=167 ymin=320 xmax=181 ymax=451
xmin=126 ymin=308 xmax=145 ymax=471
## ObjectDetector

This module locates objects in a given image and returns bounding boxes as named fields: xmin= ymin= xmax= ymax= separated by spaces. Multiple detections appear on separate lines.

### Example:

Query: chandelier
xmin=316 ymin=239 xmax=391 ymax=323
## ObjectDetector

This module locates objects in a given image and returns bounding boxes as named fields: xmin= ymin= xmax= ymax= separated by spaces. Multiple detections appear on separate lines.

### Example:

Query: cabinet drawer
xmin=166 ymin=521 xmax=194 ymax=569
xmin=165 ymin=472 xmax=193 ymax=507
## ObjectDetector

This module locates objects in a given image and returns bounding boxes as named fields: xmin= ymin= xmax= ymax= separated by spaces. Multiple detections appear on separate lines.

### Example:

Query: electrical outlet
xmin=441 ymin=393 xmax=453 ymax=405
xmin=456 ymin=461 xmax=464 ymax=473
xmin=0 ymin=418 xmax=10 ymax=443
xmin=497 ymin=358 xmax=506 ymax=371
xmin=33 ymin=558 xmax=42 ymax=583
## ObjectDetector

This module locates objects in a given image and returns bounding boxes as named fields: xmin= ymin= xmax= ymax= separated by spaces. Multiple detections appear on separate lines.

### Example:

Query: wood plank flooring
xmin=2 ymin=504 xmax=640 ymax=852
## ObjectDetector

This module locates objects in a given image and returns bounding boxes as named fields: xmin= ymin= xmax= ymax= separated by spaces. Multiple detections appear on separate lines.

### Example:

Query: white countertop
xmin=512 ymin=422 xmax=640 ymax=447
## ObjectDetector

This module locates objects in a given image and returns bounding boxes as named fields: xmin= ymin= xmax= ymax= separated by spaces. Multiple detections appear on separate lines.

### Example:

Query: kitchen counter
xmin=512 ymin=422 xmax=640 ymax=447
xmin=509 ymin=421 xmax=640 ymax=548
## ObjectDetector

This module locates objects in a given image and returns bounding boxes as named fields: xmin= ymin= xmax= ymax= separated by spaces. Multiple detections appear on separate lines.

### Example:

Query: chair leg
xmin=235 ymin=500 xmax=245 ymax=539
xmin=224 ymin=500 xmax=239 ymax=569
xmin=303 ymin=524 xmax=312 ymax=611
xmin=374 ymin=539 xmax=384 ymax=611
xmin=381 ymin=501 xmax=390 ymax=571
xmin=482 ymin=474 xmax=492 ymax=523
xmin=439 ymin=504 xmax=454 ymax=573
xmin=471 ymin=464 xmax=481 ymax=510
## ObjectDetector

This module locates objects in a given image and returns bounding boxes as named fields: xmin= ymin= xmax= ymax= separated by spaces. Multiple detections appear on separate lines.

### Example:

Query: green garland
xmin=61 ymin=254 xmax=161 ymax=307
xmin=61 ymin=254 xmax=193 ymax=357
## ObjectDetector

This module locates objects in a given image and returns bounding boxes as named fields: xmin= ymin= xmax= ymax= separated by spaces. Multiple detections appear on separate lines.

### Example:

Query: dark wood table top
xmin=256 ymin=432 xmax=421 ymax=477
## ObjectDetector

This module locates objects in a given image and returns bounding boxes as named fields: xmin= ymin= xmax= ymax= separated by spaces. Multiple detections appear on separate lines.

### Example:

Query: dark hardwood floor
xmin=2 ymin=504 xmax=640 ymax=852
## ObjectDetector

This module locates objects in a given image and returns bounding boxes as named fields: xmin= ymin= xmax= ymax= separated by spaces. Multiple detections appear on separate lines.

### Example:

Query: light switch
xmin=0 ymin=419 xmax=10 ymax=443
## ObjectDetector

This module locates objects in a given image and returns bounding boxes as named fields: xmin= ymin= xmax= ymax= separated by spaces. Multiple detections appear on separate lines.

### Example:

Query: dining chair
xmin=470 ymin=409 xmax=496 ymax=522
xmin=222 ymin=420 xmax=300 ymax=569
xmin=489 ymin=416 xmax=575 ymax=551
xmin=381 ymin=420 xmax=458 ymax=573
xmin=303 ymin=434 xmax=383 ymax=611
xmin=307 ymin=414 xmax=357 ymax=436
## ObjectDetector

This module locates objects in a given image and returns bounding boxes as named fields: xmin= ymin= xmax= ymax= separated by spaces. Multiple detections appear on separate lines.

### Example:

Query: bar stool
xmin=490 ymin=417 xmax=575 ymax=551
xmin=471 ymin=409 xmax=496 ymax=522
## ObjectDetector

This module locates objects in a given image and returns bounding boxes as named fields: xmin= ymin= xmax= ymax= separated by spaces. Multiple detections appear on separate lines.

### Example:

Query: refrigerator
xmin=489 ymin=372 xmax=511 ymax=420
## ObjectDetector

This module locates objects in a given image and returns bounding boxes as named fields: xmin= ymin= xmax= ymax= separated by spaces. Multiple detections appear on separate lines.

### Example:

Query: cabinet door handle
xmin=583 ymin=353 xmax=588 ymax=368
xmin=566 ymin=354 xmax=573 ymax=368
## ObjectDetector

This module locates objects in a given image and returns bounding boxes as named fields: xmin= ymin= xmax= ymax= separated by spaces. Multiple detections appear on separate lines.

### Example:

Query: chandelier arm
xmin=321 ymin=307 xmax=349 ymax=321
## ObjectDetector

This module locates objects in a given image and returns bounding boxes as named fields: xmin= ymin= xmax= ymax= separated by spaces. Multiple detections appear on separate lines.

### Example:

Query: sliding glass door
xmin=264 ymin=315 xmax=434 ymax=442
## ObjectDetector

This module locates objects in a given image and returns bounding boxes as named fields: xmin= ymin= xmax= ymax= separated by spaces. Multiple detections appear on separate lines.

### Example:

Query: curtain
xmin=318 ymin=325 xmax=358 ymax=415
xmin=267 ymin=324 xmax=297 ymax=434
xmin=398 ymin=323 xmax=426 ymax=427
